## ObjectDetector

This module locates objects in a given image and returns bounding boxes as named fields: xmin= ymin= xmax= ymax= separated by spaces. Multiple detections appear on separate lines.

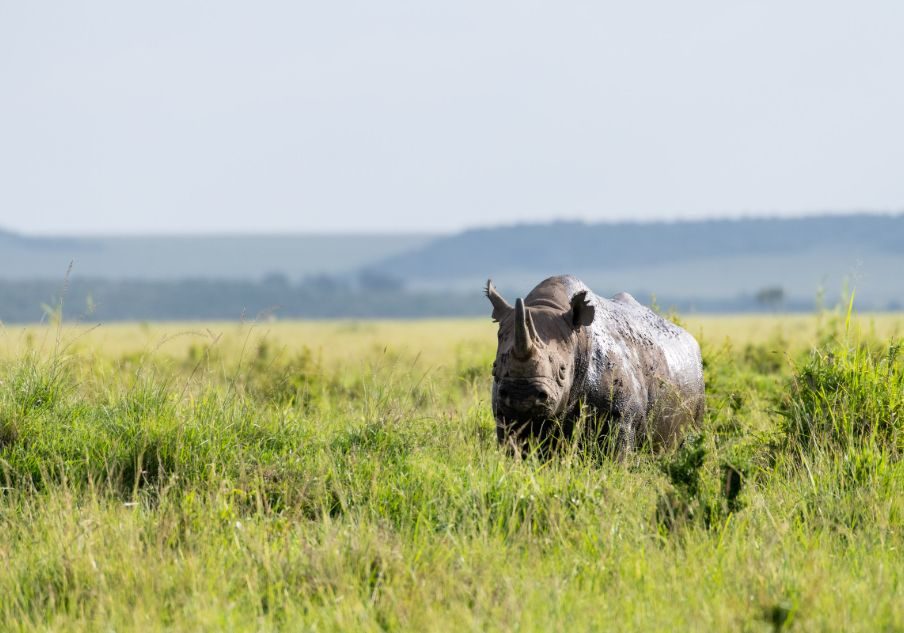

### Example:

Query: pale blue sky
xmin=1 ymin=1 xmax=902 ymax=235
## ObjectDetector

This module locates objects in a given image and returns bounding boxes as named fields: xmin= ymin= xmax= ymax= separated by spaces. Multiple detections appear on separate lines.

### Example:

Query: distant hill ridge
xmin=3 ymin=214 xmax=904 ymax=320
xmin=0 ymin=230 xmax=434 ymax=281
xmin=368 ymin=213 xmax=904 ymax=281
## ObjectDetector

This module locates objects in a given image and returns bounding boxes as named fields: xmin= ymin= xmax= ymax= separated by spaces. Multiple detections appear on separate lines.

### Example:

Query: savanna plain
xmin=0 ymin=310 xmax=901 ymax=631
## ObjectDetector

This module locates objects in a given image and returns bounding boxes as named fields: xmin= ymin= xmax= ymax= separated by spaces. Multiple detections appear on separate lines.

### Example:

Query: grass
xmin=0 ymin=311 xmax=902 ymax=631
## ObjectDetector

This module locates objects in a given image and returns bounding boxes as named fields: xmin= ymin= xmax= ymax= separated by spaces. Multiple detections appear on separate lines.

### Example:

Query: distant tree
xmin=358 ymin=270 xmax=404 ymax=293
xmin=302 ymin=274 xmax=347 ymax=294
xmin=261 ymin=272 xmax=290 ymax=288
xmin=755 ymin=286 xmax=785 ymax=310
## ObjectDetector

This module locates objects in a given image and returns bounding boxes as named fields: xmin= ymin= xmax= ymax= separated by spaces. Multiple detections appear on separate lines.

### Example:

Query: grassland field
xmin=0 ymin=311 xmax=901 ymax=631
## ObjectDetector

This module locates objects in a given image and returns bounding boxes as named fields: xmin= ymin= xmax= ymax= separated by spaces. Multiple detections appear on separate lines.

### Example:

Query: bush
xmin=780 ymin=338 xmax=903 ymax=456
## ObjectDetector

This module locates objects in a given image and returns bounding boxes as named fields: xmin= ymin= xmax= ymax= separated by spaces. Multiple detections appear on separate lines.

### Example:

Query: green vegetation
xmin=0 ymin=313 xmax=901 ymax=631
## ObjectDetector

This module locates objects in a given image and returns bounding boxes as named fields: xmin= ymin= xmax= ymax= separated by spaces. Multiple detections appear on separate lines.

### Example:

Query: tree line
xmin=0 ymin=276 xmax=828 ymax=323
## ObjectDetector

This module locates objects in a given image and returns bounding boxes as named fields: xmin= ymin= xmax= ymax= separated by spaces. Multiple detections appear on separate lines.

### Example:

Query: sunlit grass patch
xmin=0 ymin=314 xmax=901 ymax=631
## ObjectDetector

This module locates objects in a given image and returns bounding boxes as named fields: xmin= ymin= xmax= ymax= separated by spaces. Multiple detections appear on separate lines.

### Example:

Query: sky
xmin=1 ymin=1 xmax=903 ymax=235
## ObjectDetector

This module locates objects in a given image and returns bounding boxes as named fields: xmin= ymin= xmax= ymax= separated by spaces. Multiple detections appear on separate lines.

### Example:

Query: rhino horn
xmin=513 ymin=297 xmax=534 ymax=359
xmin=485 ymin=279 xmax=513 ymax=322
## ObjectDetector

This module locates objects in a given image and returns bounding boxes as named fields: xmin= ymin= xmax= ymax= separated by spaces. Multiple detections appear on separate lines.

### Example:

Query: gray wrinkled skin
xmin=487 ymin=275 xmax=705 ymax=453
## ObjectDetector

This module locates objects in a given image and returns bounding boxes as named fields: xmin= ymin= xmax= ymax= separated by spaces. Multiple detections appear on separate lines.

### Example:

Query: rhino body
xmin=487 ymin=275 xmax=704 ymax=452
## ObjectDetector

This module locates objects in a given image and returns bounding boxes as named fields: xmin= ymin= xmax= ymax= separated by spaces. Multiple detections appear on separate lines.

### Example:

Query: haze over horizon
xmin=2 ymin=210 xmax=904 ymax=239
xmin=2 ymin=2 xmax=903 ymax=236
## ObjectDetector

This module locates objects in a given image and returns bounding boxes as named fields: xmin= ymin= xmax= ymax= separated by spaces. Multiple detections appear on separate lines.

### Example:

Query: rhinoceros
xmin=486 ymin=275 xmax=704 ymax=453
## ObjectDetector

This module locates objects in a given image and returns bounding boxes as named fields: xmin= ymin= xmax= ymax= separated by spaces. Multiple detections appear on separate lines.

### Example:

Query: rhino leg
xmin=618 ymin=389 xmax=654 ymax=455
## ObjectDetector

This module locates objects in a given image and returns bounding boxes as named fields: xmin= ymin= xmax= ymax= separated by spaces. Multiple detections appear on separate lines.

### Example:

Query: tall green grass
xmin=781 ymin=337 xmax=902 ymax=455
xmin=0 ymin=315 xmax=901 ymax=631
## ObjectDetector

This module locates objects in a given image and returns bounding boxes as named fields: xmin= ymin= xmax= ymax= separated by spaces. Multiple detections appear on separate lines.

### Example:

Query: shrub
xmin=780 ymin=338 xmax=903 ymax=456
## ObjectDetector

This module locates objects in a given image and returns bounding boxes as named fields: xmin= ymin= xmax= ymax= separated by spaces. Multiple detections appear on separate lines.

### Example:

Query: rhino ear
xmin=568 ymin=291 xmax=595 ymax=328
xmin=485 ymin=279 xmax=513 ymax=322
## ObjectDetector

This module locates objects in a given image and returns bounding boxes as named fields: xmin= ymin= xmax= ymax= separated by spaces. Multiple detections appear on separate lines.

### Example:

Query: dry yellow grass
xmin=3 ymin=313 xmax=902 ymax=365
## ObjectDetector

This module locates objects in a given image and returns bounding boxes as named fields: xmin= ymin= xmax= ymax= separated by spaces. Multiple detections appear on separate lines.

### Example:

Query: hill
xmin=2 ymin=214 xmax=903 ymax=321
xmin=0 ymin=231 xmax=434 ymax=281
xmin=367 ymin=214 xmax=904 ymax=308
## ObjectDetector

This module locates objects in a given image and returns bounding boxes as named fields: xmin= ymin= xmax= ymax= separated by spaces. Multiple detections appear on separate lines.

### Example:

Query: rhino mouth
xmin=494 ymin=378 xmax=558 ymax=420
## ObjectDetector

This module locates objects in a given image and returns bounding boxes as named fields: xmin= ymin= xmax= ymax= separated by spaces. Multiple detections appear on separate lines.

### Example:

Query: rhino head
xmin=485 ymin=279 xmax=595 ymax=435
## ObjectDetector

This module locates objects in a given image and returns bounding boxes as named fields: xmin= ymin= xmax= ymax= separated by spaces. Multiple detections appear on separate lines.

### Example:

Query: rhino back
xmin=583 ymin=291 xmax=704 ymax=445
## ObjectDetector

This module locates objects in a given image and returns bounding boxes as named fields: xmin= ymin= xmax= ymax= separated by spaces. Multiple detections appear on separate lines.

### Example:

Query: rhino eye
xmin=557 ymin=363 xmax=567 ymax=381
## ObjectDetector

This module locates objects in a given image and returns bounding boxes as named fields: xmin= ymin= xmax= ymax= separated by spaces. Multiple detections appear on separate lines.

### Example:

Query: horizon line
xmin=4 ymin=208 xmax=902 ymax=239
